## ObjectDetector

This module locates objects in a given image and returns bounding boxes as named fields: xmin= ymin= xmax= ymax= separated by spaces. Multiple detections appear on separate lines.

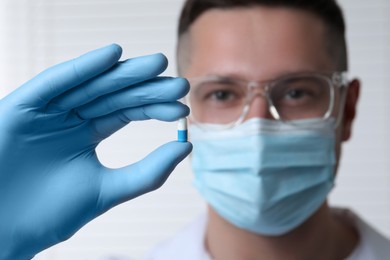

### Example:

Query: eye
xmin=210 ymin=89 xmax=236 ymax=101
xmin=200 ymin=81 xmax=244 ymax=102
xmin=268 ymin=75 xmax=332 ymax=120
xmin=271 ymin=85 xmax=314 ymax=104
xmin=191 ymin=79 xmax=246 ymax=109
xmin=284 ymin=88 xmax=312 ymax=100
xmin=271 ymin=77 xmax=323 ymax=104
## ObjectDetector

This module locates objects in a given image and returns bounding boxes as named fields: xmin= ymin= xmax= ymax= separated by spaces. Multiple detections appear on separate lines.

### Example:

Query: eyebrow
xmin=202 ymin=69 xmax=322 ymax=82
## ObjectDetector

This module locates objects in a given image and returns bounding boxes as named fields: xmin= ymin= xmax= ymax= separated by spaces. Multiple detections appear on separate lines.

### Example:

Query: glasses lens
xmin=269 ymin=75 xmax=332 ymax=121
xmin=189 ymin=78 xmax=246 ymax=124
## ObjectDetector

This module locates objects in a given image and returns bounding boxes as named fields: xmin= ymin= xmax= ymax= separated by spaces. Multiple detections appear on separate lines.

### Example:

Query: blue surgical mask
xmin=190 ymin=118 xmax=336 ymax=236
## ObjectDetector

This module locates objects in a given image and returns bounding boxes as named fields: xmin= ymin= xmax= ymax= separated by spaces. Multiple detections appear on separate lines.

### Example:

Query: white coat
xmin=144 ymin=208 xmax=390 ymax=260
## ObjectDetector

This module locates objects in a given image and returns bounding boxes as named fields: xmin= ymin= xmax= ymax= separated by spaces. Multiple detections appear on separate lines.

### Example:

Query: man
xmin=1 ymin=1 xmax=389 ymax=259
xmin=145 ymin=0 xmax=390 ymax=259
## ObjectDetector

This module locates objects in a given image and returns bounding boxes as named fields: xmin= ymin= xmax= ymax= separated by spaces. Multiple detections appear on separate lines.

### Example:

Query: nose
xmin=244 ymin=95 xmax=275 ymax=121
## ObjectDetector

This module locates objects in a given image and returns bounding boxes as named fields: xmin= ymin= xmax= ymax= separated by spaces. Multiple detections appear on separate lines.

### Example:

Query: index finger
xmin=14 ymin=44 xmax=122 ymax=107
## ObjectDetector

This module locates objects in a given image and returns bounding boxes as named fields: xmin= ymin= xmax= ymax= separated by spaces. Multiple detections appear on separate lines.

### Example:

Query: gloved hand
xmin=0 ymin=44 xmax=192 ymax=260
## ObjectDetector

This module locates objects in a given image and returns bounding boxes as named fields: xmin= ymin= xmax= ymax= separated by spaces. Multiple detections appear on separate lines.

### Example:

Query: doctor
xmin=146 ymin=0 xmax=390 ymax=259
xmin=0 ymin=45 xmax=192 ymax=260
xmin=1 ymin=1 xmax=390 ymax=260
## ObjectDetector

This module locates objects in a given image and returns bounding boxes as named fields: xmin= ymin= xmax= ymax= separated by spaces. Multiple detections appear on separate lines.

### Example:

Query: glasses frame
xmin=186 ymin=71 xmax=349 ymax=130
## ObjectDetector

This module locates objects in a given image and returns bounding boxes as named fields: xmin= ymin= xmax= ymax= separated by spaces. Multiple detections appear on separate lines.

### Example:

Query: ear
xmin=341 ymin=79 xmax=360 ymax=141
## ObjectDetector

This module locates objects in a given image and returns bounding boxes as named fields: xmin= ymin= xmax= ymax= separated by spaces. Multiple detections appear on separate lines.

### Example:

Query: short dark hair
xmin=176 ymin=0 xmax=348 ymax=74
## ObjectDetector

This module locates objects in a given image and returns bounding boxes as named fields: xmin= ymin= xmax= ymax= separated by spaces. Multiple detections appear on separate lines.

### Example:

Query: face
xmin=181 ymin=6 xmax=359 ymax=167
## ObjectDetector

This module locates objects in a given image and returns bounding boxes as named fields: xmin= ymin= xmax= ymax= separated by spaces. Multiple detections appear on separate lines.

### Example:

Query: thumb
xmin=98 ymin=141 xmax=192 ymax=211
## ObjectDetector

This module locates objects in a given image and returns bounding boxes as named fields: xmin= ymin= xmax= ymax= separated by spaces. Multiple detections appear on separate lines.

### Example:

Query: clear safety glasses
xmin=186 ymin=71 xmax=348 ymax=129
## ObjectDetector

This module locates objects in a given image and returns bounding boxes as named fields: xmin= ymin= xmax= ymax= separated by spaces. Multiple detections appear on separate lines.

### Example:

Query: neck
xmin=205 ymin=203 xmax=359 ymax=260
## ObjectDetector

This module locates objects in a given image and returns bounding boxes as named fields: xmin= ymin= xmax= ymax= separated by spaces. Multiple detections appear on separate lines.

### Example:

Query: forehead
xmin=185 ymin=6 xmax=333 ymax=79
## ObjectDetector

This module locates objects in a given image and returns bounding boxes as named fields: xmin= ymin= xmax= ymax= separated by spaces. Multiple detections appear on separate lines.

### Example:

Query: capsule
xmin=177 ymin=117 xmax=188 ymax=142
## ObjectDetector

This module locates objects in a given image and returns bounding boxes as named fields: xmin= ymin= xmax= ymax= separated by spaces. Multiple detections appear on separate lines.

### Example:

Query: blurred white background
xmin=0 ymin=0 xmax=389 ymax=259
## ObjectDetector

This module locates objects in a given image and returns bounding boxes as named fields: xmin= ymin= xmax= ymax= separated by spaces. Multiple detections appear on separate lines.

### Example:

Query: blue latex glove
xmin=0 ymin=44 xmax=192 ymax=260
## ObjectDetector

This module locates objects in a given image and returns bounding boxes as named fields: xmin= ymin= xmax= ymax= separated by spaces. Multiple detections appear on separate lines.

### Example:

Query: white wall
xmin=0 ymin=0 xmax=388 ymax=259
xmin=329 ymin=0 xmax=390 ymax=237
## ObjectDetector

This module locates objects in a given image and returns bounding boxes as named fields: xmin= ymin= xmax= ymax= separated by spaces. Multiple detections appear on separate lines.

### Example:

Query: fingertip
xmin=145 ymin=53 xmax=169 ymax=75
xmin=168 ymin=141 xmax=193 ymax=158
xmin=141 ymin=102 xmax=190 ymax=122
xmin=153 ymin=53 xmax=169 ymax=68
xmin=89 ymin=44 xmax=122 ymax=63
xmin=109 ymin=43 xmax=123 ymax=60
xmin=149 ymin=141 xmax=192 ymax=165
xmin=176 ymin=77 xmax=190 ymax=97
xmin=123 ymin=53 xmax=168 ymax=79
xmin=182 ymin=103 xmax=190 ymax=117
xmin=99 ymin=140 xmax=193 ymax=207
xmin=181 ymin=141 xmax=193 ymax=154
